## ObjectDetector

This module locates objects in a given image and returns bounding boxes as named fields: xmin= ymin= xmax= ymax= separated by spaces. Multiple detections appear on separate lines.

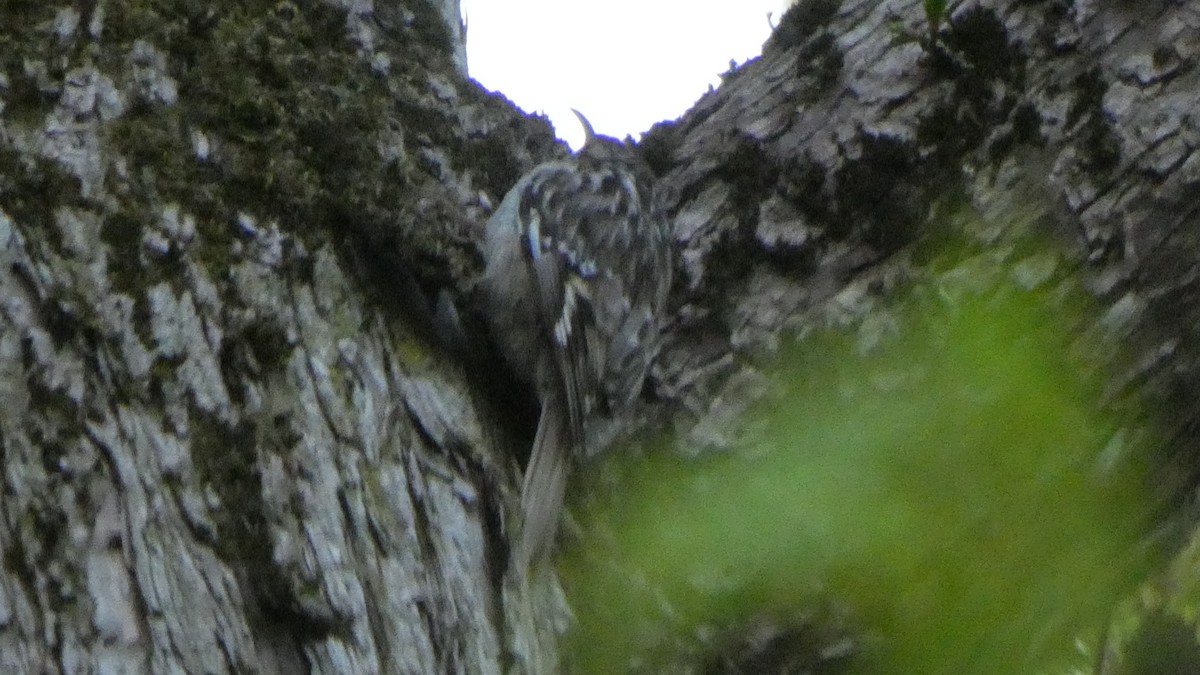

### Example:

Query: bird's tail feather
xmin=515 ymin=398 xmax=570 ymax=572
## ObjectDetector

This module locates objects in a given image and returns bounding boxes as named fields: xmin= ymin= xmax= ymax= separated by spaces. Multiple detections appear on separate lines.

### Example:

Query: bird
xmin=479 ymin=110 xmax=673 ymax=570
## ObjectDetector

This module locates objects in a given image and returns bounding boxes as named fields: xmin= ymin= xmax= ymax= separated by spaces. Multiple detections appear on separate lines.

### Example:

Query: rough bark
xmin=0 ymin=0 xmax=558 ymax=672
xmin=652 ymin=0 xmax=1200 ymax=462
xmin=1 ymin=0 xmax=1198 ymax=674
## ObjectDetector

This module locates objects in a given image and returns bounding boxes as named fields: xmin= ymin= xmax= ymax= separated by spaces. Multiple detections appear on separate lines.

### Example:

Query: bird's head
xmin=571 ymin=109 xmax=636 ymax=163
xmin=570 ymin=109 xmax=654 ymax=186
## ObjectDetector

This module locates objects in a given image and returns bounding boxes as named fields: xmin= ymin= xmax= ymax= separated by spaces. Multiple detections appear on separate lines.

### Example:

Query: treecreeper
xmin=479 ymin=111 xmax=673 ymax=572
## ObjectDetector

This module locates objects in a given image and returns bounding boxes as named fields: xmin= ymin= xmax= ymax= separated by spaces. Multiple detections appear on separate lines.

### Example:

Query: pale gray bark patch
xmin=0 ymin=188 xmax=515 ymax=672
xmin=0 ymin=0 xmax=536 ymax=672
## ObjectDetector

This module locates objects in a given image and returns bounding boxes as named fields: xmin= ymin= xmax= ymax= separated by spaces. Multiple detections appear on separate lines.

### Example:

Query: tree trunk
xmin=0 ymin=0 xmax=1197 ymax=673
xmin=0 ymin=0 xmax=559 ymax=672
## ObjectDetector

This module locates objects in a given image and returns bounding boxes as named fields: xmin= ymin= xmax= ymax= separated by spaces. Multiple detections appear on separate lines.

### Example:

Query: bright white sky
xmin=461 ymin=1 xmax=791 ymax=148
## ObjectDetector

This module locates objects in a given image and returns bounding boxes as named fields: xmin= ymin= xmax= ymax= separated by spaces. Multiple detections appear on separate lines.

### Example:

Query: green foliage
xmin=924 ymin=0 xmax=948 ymax=41
xmin=561 ymin=282 xmax=1160 ymax=673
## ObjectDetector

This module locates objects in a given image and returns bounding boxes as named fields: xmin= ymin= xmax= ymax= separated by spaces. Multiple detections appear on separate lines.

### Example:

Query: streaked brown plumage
xmin=480 ymin=112 xmax=672 ymax=569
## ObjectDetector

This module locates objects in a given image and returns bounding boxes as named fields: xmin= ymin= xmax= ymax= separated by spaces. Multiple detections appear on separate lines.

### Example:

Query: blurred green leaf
xmin=562 ymin=280 xmax=1160 ymax=674
xmin=924 ymin=0 xmax=947 ymax=40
